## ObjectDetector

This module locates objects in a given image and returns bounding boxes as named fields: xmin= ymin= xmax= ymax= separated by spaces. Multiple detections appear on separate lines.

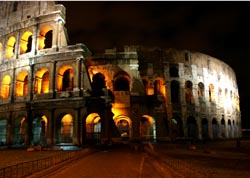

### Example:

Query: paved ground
xmin=1 ymin=140 xmax=250 ymax=178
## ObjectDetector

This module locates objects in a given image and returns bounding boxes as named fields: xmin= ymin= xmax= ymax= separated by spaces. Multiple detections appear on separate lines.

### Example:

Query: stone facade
xmin=0 ymin=2 xmax=241 ymax=147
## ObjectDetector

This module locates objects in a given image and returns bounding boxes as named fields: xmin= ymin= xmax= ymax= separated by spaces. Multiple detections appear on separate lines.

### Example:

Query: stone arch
xmin=34 ymin=68 xmax=49 ymax=94
xmin=20 ymin=31 xmax=32 ymax=54
xmin=171 ymin=80 xmax=180 ymax=103
xmin=0 ymin=75 xmax=11 ymax=99
xmin=154 ymin=77 xmax=166 ymax=97
xmin=85 ymin=113 xmax=101 ymax=143
xmin=38 ymin=26 xmax=53 ymax=50
xmin=221 ymin=118 xmax=226 ymax=138
xmin=16 ymin=71 xmax=29 ymax=96
xmin=172 ymin=113 xmax=184 ymax=138
xmin=114 ymin=115 xmax=132 ymax=139
xmin=0 ymin=120 xmax=7 ymax=145
xmin=140 ymin=115 xmax=156 ymax=141
xmin=201 ymin=118 xmax=209 ymax=139
xmin=113 ymin=71 xmax=130 ymax=91
xmin=13 ymin=116 xmax=27 ymax=145
xmin=209 ymin=84 xmax=215 ymax=102
xmin=56 ymin=114 xmax=73 ymax=144
xmin=6 ymin=36 xmax=16 ymax=58
xmin=198 ymin=82 xmax=205 ymax=99
xmin=228 ymin=119 xmax=232 ymax=138
xmin=187 ymin=116 xmax=197 ymax=139
xmin=185 ymin=80 xmax=194 ymax=104
xmin=32 ymin=115 xmax=47 ymax=146
xmin=212 ymin=118 xmax=219 ymax=139
xmin=169 ymin=65 xmax=179 ymax=77
xmin=57 ymin=65 xmax=74 ymax=91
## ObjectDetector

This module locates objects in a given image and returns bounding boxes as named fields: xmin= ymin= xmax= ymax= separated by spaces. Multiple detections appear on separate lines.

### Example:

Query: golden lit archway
xmin=34 ymin=68 xmax=49 ymax=94
xmin=16 ymin=72 xmax=28 ymax=96
xmin=114 ymin=115 xmax=131 ymax=139
xmin=14 ymin=116 xmax=26 ymax=145
xmin=20 ymin=31 xmax=32 ymax=54
xmin=59 ymin=114 xmax=73 ymax=143
xmin=86 ymin=113 xmax=101 ymax=141
xmin=38 ymin=26 xmax=53 ymax=50
xmin=32 ymin=115 xmax=48 ymax=145
xmin=0 ymin=75 xmax=11 ymax=99
xmin=57 ymin=65 xmax=74 ymax=91
xmin=6 ymin=36 xmax=16 ymax=58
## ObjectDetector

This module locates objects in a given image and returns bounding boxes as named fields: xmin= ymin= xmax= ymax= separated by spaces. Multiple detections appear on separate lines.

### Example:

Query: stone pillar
xmin=73 ymin=108 xmax=80 ymax=145
xmin=46 ymin=109 xmax=54 ymax=146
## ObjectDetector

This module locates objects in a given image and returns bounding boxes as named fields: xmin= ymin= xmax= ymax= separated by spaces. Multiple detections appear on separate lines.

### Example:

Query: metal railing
xmin=0 ymin=149 xmax=88 ymax=178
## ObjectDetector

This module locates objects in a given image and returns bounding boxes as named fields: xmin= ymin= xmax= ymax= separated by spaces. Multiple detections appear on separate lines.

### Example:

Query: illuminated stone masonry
xmin=0 ymin=2 xmax=241 ymax=147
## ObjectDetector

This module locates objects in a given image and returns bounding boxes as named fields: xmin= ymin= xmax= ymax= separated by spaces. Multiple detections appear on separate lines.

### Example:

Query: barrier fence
xmin=0 ymin=149 xmax=87 ymax=178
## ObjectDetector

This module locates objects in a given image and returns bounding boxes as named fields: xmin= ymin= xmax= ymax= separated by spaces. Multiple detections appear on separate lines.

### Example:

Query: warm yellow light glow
xmin=20 ymin=31 xmax=32 ymax=54
xmin=155 ymin=78 xmax=166 ymax=97
xmin=62 ymin=114 xmax=73 ymax=123
xmin=35 ymin=68 xmax=49 ymax=94
xmin=38 ymin=26 xmax=53 ymax=50
xmin=6 ymin=36 xmax=16 ymax=58
xmin=142 ymin=115 xmax=155 ymax=125
xmin=57 ymin=65 xmax=74 ymax=91
xmin=16 ymin=72 xmax=28 ymax=96
xmin=0 ymin=75 xmax=11 ymax=98
xmin=86 ymin=113 xmax=100 ymax=124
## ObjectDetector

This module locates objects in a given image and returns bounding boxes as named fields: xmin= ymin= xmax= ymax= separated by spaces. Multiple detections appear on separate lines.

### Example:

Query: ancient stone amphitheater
xmin=0 ymin=1 xmax=241 ymax=147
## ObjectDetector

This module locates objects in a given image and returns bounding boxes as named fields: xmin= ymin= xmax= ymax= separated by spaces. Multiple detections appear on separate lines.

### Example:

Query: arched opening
xmin=209 ymin=84 xmax=215 ymax=102
xmin=38 ymin=26 xmax=53 ymax=50
xmin=57 ymin=66 xmax=74 ymax=91
xmin=13 ymin=116 xmax=27 ymax=145
xmin=221 ymin=118 xmax=226 ymax=138
xmin=114 ymin=116 xmax=131 ymax=140
xmin=34 ymin=68 xmax=49 ymax=94
xmin=228 ymin=120 xmax=232 ymax=138
xmin=212 ymin=118 xmax=218 ymax=139
xmin=57 ymin=114 xmax=73 ymax=144
xmin=198 ymin=82 xmax=205 ymax=101
xmin=172 ymin=114 xmax=184 ymax=138
xmin=113 ymin=71 xmax=130 ymax=91
xmin=0 ymin=120 xmax=7 ymax=145
xmin=201 ymin=118 xmax=209 ymax=140
xmin=140 ymin=115 xmax=156 ymax=142
xmin=187 ymin=116 xmax=197 ymax=139
xmin=85 ymin=113 xmax=101 ymax=144
xmin=32 ymin=115 xmax=47 ymax=146
xmin=20 ymin=31 xmax=32 ymax=54
xmin=16 ymin=72 xmax=29 ymax=96
xmin=185 ymin=81 xmax=194 ymax=104
xmin=169 ymin=65 xmax=179 ymax=77
xmin=154 ymin=78 xmax=166 ymax=97
xmin=6 ymin=36 xmax=16 ymax=58
xmin=171 ymin=80 xmax=180 ymax=103
xmin=1 ymin=75 xmax=11 ymax=99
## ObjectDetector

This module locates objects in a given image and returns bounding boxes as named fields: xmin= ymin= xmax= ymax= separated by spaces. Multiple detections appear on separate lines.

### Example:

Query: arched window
xmin=171 ymin=80 xmax=179 ymax=103
xmin=86 ymin=113 xmax=101 ymax=142
xmin=169 ymin=65 xmax=179 ymax=77
xmin=38 ymin=26 xmax=53 ymax=50
xmin=32 ymin=115 xmax=47 ymax=146
xmin=185 ymin=81 xmax=194 ymax=104
xmin=20 ymin=31 xmax=32 ymax=54
xmin=34 ymin=68 xmax=49 ymax=94
xmin=6 ymin=36 xmax=16 ymax=58
xmin=57 ymin=66 xmax=74 ymax=91
xmin=0 ymin=75 xmax=11 ymax=99
xmin=209 ymin=84 xmax=215 ymax=102
xmin=58 ymin=114 xmax=73 ymax=143
xmin=198 ymin=82 xmax=204 ymax=98
xmin=16 ymin=72 xmax=29 ymax=96
xmin=13 ymin=117 xmax=26 ymax=145
xmin=113 ymin=71 xmax=130 ymax=91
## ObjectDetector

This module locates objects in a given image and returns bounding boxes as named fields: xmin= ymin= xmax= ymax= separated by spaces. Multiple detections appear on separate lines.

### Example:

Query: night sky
xmin=58 ymin=1 xmax=250 ymax=129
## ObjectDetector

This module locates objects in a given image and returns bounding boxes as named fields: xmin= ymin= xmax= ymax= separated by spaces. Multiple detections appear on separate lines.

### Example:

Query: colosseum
xmin=0 ymin=1 xmax=241 ymax=148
